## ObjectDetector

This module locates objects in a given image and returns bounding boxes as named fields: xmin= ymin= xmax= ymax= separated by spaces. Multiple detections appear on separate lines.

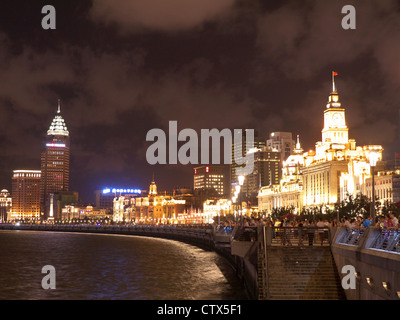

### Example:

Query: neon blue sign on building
xmin=102 ymin=188 xmax=142 ymax=194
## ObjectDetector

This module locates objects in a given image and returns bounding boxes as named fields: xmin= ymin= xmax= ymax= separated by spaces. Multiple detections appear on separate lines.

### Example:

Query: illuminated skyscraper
xmin=194 ymin=165 xmax=226 ymax=196
xmin=11 ymin=170 xmax=41 ymax=220
xmin=230 ymin=130 xmax=266 ymax=196
xmin=40 ymin=100 xmax=70 ymax=219
xmin=244 ymin=146 xmax=281 ymax=204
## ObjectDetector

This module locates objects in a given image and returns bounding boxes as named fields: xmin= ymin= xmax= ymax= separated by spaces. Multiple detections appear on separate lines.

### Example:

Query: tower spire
xmin=294 ymin=134 xmax=303 ymax=154
xmin=327 ymin=71 xmax=341 ymax=109
xmin=57 ymin=99 xmax=61 ymax=114
xmin=149 ymin=174 xmax=157 ymax=195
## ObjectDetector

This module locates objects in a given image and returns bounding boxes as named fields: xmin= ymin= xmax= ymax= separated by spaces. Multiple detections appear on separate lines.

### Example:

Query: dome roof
xmin=284 ymin=154 xmax=304 ymax=167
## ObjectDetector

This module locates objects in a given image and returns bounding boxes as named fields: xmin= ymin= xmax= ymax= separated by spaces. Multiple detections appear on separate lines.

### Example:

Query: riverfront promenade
xmin=1 ymin=223 xmax=399 ymax=300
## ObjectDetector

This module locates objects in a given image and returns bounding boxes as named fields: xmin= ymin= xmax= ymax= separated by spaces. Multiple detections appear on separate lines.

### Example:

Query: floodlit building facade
xmin=258 ymin=73 xmax=384 ymax=214
xmin=113 ymin=178 xmax=187 ymax=224
xmin=364 ymin=169 xmax=400 ymax=207
xmin=11 ymin=170 xmax=41 ymax=220
xmin=194 ymin=165 xmax=226 ymax=196
xmin=0 ymin=189 xmax=12 ymax=221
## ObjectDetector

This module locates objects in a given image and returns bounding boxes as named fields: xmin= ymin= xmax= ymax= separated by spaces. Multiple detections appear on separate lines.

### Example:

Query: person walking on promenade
xmin=285 ymin=219 xmax=293 ymax=246
xmin=306 ymin=220 xmax=315 ymax=246
xmin=279 ymin=219 xmax=287 ymax=245
xmin=316 ymin=219 xmax=325 ymax=246
xmin=297 ymin=220 xmax=304 ymax=247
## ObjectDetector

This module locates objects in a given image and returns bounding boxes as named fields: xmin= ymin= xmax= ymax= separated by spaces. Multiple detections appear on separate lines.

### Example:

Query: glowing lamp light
xmin=238 ymin=175 xmax=245 ymax=186
xmin=366 ymin=277 xmax=374 ymax=287
xmin=382 ymin=282 xmax=391 ymax=295
xmin=368 ymin=151 xmax=380 ymax=167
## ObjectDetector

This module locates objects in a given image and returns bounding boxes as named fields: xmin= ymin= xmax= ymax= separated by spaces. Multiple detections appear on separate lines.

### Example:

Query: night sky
xmin=0 ymin=0 xmax=399 ymax=203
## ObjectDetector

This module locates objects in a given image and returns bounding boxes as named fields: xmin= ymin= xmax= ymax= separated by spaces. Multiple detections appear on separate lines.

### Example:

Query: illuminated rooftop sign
xmin=46 ymin=143 xmax=66 ymax=148
xmin=102 ymin=188 xmax=142 ymax=194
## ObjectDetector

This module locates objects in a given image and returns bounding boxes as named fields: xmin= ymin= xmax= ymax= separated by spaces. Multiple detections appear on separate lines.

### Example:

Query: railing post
xmin=265 ymin=226 xmax=272 ymax=246
xmin=263 ymin=225 xmax=270 ymax=300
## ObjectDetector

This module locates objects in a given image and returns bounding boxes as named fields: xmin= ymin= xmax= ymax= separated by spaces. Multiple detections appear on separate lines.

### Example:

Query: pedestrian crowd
xmin=215 ymin=212 xmax=399 ymax=236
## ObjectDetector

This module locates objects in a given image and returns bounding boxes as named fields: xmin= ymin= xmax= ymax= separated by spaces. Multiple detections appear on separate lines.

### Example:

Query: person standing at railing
xmin=362 ymin=216 xmax=372 ymax=228
xmin=377 ymin=217 xmax=386 ymax=228
xmin=356 ymin=216 xmax=363 ymax=227
xmin=386 ymin=214 xmax=393 ymax=228
xmin=349 ymin=218 xmax=358 ymax=228
xmin=341 ymin=217 xmax=350 ymax=228
xmin=390 ymin=213 xmax=398 ymax=228
xmin=274 ymin=219 xmax=287 ymax=245
xmin=331 ymin=219 xmax=339 ymax=227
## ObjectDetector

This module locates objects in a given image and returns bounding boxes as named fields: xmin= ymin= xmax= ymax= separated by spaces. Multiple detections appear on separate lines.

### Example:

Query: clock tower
xmin=321 ymin=72 xmax=348 ymax=145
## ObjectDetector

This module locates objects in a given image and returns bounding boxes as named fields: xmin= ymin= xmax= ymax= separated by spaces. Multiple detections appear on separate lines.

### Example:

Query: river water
xmin=0 ymin=230 xmax=248 ymax=300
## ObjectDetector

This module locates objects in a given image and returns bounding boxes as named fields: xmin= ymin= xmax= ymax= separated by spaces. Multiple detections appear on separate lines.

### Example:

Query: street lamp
xmin=368 ymin=150 xmax=380 ymax=225
xmin=232 ymin=196 xmax=237 ymax=221
xmin=238 ymin=175 xmax=244 ymax=224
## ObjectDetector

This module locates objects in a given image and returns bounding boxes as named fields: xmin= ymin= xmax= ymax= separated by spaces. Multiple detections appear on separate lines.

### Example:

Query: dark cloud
xmin=90 ymin=0 xmax=236 ymax=32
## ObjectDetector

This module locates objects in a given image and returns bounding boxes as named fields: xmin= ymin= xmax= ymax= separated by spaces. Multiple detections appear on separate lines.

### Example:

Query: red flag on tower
xmin=333 ymin=71 xmax=338 ymax=76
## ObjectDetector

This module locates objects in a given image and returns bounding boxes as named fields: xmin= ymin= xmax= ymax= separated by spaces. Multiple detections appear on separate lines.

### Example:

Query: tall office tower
xmin=40 ymin=101 xmax=70 ymax=219
xmin=244 ymin=147 xmax=281 ymax=204
xmin=11 ymin=170 xmax=41 ymax=220
xmin=230 ymin=130 xmax=266 ymax=196
xmin=194 ymin=165 xmax=226 ymax=196
xmin=266 ymin=132 xmax=295 ymax=162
